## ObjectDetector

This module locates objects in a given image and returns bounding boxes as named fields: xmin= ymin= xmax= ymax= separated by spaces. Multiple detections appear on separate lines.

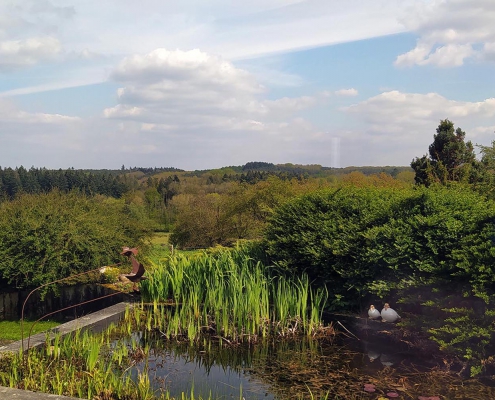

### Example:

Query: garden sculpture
xmin=381 ymin=303 xmax=401 ymax=322
xmin=368 ymin=305 xmax=381 ymax=320
xmin=119 ymin=246 xmax=147 ymax=292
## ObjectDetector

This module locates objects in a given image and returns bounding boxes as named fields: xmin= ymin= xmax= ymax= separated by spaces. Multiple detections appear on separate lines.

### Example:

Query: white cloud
xmin=0 ymin=98 xmax=86 ymax=166
xmin=483 ymin=42 xmax=495 ymax=61
xmin=346 ymin=91 xmax=495 ymax=123
xmin=335 ymin=88 xmax=358 ymax=97
xmin=396 ymin=0 xmax=495 ymax=67
xmin=340 ymin=90 xmax=495 ymax=165
xmin=105 ymin=48 xmax=318 ymax=133
xmin=22 ymin=0 xmax=409 ymax=62
xmin=0 ymin=0 xmax=76 ymax=72
xmin=0 ymin=36 xmax=61 ymax=71
xmin=90 ymin=47 xmax=343 ymax=169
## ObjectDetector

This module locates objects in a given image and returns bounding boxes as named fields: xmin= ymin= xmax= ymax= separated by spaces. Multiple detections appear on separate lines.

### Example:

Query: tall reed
xmin=140 ymin=245 xmax=329 ymax=343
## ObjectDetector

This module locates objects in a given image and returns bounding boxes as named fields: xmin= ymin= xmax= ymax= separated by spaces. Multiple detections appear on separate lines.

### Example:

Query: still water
xmin=144 ymin=347 xmax=276 ymax=399
xmin=130 ymin=331 xmax=495 ymax=400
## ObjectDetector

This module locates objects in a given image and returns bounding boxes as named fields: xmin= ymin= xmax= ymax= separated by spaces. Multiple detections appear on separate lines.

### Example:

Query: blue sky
xmin=0 ymin=0 xmax=494 ymax=170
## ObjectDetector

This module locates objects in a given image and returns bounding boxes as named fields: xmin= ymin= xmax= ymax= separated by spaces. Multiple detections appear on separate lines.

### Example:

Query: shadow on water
xmin=130 ymin=329 xmax=495 ymax=400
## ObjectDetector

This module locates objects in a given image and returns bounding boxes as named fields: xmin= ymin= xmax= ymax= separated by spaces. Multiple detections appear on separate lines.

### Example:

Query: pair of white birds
xmin=368 ymin=303 xmax=401 ymax=322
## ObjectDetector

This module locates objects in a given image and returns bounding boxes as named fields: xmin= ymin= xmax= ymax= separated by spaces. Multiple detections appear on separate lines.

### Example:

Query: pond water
xmin=141 ymin=347 xmax=276 ymax=399
xmin=127 ymin=328 xmax=495 ymax=400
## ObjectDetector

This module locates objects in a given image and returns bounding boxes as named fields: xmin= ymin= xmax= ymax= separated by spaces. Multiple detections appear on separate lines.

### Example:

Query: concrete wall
xmin=0 ymin=284 xmax=128 ymax=321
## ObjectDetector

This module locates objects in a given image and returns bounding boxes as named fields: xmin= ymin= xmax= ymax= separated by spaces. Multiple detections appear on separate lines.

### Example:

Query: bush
xmin=264 ymin=185 xmax=495 ymax=303
xmin=263 ymin=186 xmax=407 ymax=306
xmin=263 ymin=184 xmax=495 ymax=374
xmin=0 ymin=190 xmax=152 ymax=289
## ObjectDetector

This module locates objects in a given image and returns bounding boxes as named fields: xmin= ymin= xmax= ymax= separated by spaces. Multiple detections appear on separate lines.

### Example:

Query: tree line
xmin=0 ymin=166 xmax=132 ymax=200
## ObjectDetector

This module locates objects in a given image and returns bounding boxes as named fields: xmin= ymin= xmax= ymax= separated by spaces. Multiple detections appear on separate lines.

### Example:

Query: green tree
xmin=1 ymin=167 xmax=22 ymax=199
xmin=411 ymin=119 xmax=479 ymax=185
xmin=170 ymin=193 xmax=231 ymax=248
xmin=475 ymin=140 xmax=495 ymax=198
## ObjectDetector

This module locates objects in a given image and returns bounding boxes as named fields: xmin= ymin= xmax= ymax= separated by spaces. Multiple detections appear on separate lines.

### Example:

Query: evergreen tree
xmin=411 ymin=119 xmax=479 ymax=185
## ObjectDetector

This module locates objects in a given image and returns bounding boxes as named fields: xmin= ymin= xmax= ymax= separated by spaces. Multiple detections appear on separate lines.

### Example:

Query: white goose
xmin=381 ymin=303 xmax=401 ymax=322
xmin=368 ymin=305 xmax=381 ymax=320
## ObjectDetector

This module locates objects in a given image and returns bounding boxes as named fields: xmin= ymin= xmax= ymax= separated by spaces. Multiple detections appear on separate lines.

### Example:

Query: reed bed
xmin=140 ymin=246 xmax=330 ymax=343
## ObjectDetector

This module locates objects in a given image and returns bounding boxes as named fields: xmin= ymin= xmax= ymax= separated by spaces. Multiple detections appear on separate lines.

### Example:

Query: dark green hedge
xmin=264 ymin=184 xmax=495 ymax=306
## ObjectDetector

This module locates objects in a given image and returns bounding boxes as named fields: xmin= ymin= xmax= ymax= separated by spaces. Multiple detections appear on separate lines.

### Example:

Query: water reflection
xmin=146 ymin=348 xmax=275 ymax=399
xmin=131 ymin=332 xmax=495 ymax=399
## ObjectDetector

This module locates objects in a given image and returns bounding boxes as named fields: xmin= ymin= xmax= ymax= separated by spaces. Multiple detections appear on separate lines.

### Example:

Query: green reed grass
xmin=140 ymin=245 xmax=329 ymax=343
xmin=0 ymin=312 xmax=237 ymax=399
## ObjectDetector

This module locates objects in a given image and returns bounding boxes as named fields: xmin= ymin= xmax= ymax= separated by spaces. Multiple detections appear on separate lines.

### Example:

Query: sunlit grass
xmin=151 ymin=232 xmax=170 ymax=246
xmin=0 ymin=320 xmax=60 ymax=342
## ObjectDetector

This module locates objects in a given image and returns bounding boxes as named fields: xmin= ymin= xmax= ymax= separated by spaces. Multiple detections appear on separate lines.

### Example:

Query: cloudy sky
xmin=0 ymin=0 xmax=494 ymax=170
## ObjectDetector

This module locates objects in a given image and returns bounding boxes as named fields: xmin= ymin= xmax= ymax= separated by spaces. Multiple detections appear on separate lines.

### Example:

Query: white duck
xmin=381 ymin=303 xmax=401 ymax=322
xmin=368 ymin=305 xmax=381 ymax=320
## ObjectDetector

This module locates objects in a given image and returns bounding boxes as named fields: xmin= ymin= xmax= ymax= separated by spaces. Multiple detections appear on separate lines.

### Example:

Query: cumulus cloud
xmin=340 ymin=90 xmax=495 ymax=165
xmin=346 ymin=91 xmax=495 ymax=124
xmin=395 ymin=0 xmax=495 ymax=67
xmin=0 ymin=0 xmax=74 ymax=72
xmin=0 ymin=36 xmax=61 ymax=71
xmin=335 ymin=88 xmax=358 ymax=97
xmin=105 ymin=48 xmax=318 ymax=132
xmin=92 ymin=47 xmax=344 ymax=169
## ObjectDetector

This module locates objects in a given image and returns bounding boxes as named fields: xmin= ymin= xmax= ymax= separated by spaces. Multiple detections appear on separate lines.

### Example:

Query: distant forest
xmin=0 ymin=163 xmax=412 ymax=201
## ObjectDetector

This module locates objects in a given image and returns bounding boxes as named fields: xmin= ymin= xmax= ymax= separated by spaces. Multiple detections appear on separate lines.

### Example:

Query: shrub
xmin=0 ymin=190 xmax=152 ymax=289
xmin=263 ymin=184 xmax=495 ymax=374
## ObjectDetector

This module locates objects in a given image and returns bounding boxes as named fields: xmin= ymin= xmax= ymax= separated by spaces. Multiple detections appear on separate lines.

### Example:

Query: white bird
xmin=368 ymin=305 xmax=381 ymax=319
xmin=381 ymin=303 xmax=400 ymax=322
xmin=367 ymin=349 xmax=381 ymax=362
xmin=379 ymin=353 xmax=397 ymax=367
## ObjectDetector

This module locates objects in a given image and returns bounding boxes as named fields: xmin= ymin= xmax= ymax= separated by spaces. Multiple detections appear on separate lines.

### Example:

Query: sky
xmin=0 ymin=0 xmax=494 ymax=171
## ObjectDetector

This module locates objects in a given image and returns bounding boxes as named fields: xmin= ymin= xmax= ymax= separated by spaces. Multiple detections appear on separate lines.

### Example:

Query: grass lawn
xmin=150 ymin=232 xmax=170 ymax=246
xmin=0 ymin=320 xmax=60 ymax=344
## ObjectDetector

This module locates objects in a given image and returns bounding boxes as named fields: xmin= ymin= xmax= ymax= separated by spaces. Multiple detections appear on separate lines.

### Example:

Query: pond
xmin=128 ymin=328 xmax=495 ymax=400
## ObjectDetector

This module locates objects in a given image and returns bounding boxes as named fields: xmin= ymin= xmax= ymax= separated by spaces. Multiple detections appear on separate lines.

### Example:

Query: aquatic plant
xmin=139 ymin=245 xmax=329 ymax=343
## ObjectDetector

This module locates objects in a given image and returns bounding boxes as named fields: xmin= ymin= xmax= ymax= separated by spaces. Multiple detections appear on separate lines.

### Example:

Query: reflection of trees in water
xmin=140 ymin=332 xmax=495 ymax=400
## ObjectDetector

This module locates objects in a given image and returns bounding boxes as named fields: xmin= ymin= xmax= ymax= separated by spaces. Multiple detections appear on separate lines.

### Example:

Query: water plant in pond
xmin=0 ymin=321 xmax=156 ymax=399
xmin=139 ymin=246 xmax=329 ymax=343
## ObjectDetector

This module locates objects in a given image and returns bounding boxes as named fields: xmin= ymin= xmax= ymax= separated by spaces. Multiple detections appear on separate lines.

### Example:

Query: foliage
xmin=474 ymin=140 xmax=495 ymax=199
xmin=411 ymin=119 xmax=480 ymax=186
xmin=263 ymin=186 xmax=407 ymax=306
xmin=265 ymin=184 xmax=495 ymax=296
xmin=169 ymin=176 xmax=308 ymax=248
xmin=0 ymin=166 xmax=130 ymax=201
xmin=263 ymin=183 xmax=495 ymax=374
xmin=0 ymin=190 xmax=152 ymax=289
xmin=99 ymin=267 xmax=121 ymax=283
xmin=141 ymin=245 xmax=328 ymax=342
